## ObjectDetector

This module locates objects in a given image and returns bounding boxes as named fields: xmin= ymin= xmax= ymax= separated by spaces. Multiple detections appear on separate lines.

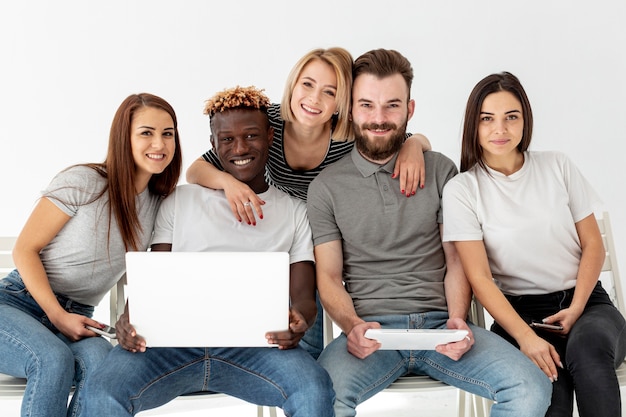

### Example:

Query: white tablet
xmin=364 ymin=328 xmax=469 ymax=350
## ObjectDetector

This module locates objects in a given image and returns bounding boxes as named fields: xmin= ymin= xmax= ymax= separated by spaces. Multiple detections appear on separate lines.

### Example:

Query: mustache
xmin=360 ymin=122 xmax=398 ymax=131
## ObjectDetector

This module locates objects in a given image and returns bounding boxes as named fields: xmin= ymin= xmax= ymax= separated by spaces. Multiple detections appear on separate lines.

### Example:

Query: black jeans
xmin=492 ymin=282 xmax=626 ymax=417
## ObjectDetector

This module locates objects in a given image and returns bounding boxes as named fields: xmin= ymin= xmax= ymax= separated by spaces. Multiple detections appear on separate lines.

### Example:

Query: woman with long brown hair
xmin=0 ymin=93 xmax=182 ymax=417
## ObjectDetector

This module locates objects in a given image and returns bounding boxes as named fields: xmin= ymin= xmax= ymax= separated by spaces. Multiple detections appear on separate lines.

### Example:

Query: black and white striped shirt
xmin=201 ymin=103 xmax=354 ymax=201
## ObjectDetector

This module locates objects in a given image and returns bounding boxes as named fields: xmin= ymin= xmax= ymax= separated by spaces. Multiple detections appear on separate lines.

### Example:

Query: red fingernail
xmin=412 ymin=191 xmax=416 ymax=195
xmin=420 ymin=184 xmax=424 ymax=189
xmin=401 ymin=189 xmax=405 ymax=194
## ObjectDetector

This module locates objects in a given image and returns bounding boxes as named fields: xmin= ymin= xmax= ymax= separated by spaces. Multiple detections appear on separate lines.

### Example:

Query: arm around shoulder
xmin=186 ymin=156 xmax=265 ymax=224
xmin=407 ymin=133 xmax=431 ymax=152
xmin=186 ymin=156 xmax=230 ymax=189
xmin=394 ymin=133 xmax=433 ymax=196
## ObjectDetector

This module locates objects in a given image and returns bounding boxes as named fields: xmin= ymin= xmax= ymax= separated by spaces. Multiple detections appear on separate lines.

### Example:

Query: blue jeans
xmin=299 ymin=292 xmax=324 ymax=359
xmin=0 ymin=271 xmax=113 ymax=417
xmin=493 ymin=282 xmax=626 ymax=417
xmin=319 ymin=311 xmax=552 ymax=417
xmin=80 ymin=344 xmax=334 ymax=417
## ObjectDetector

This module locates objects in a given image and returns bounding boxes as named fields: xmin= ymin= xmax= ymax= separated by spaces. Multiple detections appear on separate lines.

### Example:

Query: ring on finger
xmin=243 ymin=202 xmax=251 ymax=207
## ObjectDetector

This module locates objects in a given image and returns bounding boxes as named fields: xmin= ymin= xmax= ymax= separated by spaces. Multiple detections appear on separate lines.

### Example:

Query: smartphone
xmin=86 ymin=324 xmax=117 ymax=339
xmin=530 ymin=322 xmax=563 ymax=331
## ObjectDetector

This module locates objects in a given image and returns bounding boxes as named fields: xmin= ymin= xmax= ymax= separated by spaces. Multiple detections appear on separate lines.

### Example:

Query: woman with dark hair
xmin=443 ymin=72 xmax=626 ymax=417
xmin=0 ymin=93 xmax=182 ymax=417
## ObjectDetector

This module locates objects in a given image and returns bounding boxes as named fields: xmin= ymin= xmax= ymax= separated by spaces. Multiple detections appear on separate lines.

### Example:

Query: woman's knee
xmin=73 ymin=337 xmax=113 ymax=373
xmin=26 ymin=341 xmax=75 ymax=387
xmin=568 ymin=324 xmax=617 ymax=363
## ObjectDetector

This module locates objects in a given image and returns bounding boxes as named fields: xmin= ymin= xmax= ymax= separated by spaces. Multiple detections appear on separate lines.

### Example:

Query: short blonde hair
xmin=204 ymin=86 xmax=270 ymax=117
xmin=281 ymin=47 xmax=354 ymax=141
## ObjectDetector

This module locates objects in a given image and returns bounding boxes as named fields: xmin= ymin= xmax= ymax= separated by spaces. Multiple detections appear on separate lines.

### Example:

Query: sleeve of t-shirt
xmin=433 ymin=153 xmax=459 ymax=224
xmin=151 ymin=189 xmax=177 ymax=245
xmin=307 ymin=175 xmax=342 ymax=247
xmin=43 ymin=166 xmax=105 ymax=217
xmin=558 ymin=152 xmax=603 ymax=222
xmin=442 ymin=174 xmax=483 ymax=243
xmin=289 ymin=199 xmax=315 ymax=264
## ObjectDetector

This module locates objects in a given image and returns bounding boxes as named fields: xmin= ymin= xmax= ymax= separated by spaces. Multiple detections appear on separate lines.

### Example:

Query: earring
xmin=333 ymin=111 xmax=339 ymax=115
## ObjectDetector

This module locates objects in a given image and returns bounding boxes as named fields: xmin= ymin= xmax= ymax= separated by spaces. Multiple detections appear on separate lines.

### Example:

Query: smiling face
xmin=131 ymin=106 xmax=176 ymax=190
xmin=351 ymin=73 xmax=415 ymax=163
xmin=289 ymin=59 xmax=338 ymax=128
xmin=478 ymin=91 xmax=524 ymax=164
xmin=210 ymin=109 xmax=273 ymax=193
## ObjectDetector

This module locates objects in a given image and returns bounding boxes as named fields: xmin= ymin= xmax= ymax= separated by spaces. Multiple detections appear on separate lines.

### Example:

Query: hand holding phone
xmin=530 ymin=321 xmax=563 ymax=331
xmin=86 ymin=324 xmax=117 ymax=339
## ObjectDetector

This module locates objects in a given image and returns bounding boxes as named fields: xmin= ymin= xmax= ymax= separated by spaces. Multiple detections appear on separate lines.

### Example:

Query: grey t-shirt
xmin=39 ymin=165 xmax=160 ymax=306
xmin=307 ymin=148 xmax=458 ymax=317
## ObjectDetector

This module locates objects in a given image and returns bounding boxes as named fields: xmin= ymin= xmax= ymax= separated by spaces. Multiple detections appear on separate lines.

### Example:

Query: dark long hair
xmin=460 ymin=72 xmax=533 ymax=172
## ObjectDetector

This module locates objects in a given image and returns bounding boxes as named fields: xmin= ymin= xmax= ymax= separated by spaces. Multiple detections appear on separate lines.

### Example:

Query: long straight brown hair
xmin=81 ymin=93 xmax=182 ymax=250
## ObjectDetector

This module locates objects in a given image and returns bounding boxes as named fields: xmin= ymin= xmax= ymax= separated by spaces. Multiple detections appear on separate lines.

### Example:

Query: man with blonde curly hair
xmin=81 ymin=86 xmax=334 ymax=417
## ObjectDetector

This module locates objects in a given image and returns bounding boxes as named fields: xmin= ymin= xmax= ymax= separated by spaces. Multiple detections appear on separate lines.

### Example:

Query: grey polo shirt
xmin=307 ymin=147 xmax=458 ymax=317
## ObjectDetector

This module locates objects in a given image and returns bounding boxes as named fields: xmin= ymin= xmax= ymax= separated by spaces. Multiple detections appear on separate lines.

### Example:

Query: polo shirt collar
xmin=350 ymin=146 xmax=398 ymax=177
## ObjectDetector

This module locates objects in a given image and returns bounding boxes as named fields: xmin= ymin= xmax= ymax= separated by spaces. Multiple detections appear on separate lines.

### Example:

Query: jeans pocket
xmin=0 ymin=271 xmax=28 ymax=295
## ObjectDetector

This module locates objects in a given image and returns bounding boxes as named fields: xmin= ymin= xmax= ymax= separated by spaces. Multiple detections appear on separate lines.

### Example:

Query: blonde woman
xmin=187 ymin=47 xmax=431 ymax=224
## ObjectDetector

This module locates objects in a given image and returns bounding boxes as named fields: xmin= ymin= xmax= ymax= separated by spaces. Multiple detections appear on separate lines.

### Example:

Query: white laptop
xmin=124 ymin=251 xmax=290 ymax=347
xmin=364 ymin=328 xmax=468 ymax=350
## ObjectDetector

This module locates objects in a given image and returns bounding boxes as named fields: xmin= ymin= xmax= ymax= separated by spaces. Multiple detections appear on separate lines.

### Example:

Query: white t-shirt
xmin=152 ymin=184 xmax=313 ymax=265
xmin=442 ymin=151 xmax=602 ymax=295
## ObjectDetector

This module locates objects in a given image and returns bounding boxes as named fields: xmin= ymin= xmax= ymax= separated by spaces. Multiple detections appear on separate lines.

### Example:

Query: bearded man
xmin=306 ymin=48 xmax=552 ymax=417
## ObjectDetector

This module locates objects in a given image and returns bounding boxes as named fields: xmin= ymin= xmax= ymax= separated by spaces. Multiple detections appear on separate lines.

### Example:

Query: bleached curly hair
xmin=203 ymin=85 xmax=270 ymax=117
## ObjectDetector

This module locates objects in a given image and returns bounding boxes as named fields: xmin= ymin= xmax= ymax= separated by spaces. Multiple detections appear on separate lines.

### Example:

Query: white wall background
xmin=1 ymin=0 xmax=625 ymax=296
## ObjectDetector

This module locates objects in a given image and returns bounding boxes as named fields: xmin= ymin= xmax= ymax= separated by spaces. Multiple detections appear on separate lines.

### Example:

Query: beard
xmin=353 ymin=121 xmax=408 ymax=162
